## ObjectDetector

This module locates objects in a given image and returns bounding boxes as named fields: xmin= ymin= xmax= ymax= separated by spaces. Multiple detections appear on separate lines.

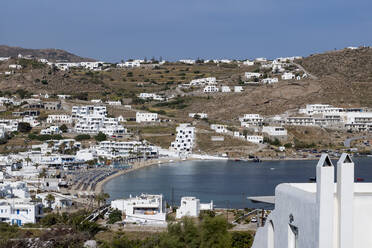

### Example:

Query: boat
xmin=309 ymin=177 xmax=316 ymax=182
xmin=356 ymin=177 xmax=365 ymax=182
xmin=253 ymin=157 xmax=261 ymax=163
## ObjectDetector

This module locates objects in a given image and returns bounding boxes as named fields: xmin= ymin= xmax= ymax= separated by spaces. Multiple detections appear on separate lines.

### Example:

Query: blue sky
xmin=1 ymin=0 xmax=371 ymax=62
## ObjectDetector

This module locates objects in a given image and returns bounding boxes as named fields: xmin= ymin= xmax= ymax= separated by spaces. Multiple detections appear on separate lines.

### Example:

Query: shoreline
xmin=95 ymin=154 xmax=370 ymax=195
xmin=95 ymin=157 xmax=195 ymax=194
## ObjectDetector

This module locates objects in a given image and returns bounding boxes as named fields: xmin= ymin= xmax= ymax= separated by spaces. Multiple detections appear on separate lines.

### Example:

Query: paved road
xmin=291 ymin=62 xmax=318 ymax=80
xmin=344 ymin=136 xmax=371 ymax=148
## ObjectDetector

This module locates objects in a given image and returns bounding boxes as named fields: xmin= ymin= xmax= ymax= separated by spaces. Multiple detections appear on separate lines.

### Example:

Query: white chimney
xmin=337 ymin=153 xmax=354 ymax=248
xmin=316 ymin=154 xmax=335 ymax=248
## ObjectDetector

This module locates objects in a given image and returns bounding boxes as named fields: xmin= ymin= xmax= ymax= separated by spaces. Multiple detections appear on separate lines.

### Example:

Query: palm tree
xmin=95 ymin=192 xmax=110 ymax=208
xmin=45 ymin=193 xmax=55 ymax=209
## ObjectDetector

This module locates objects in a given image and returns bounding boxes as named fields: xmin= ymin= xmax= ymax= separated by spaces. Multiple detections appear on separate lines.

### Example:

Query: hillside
xmin=297 ymin=47 xmax=372 ymax=82
xmin=0 ymin=45 xmax=95 ymax=62
xmin=0 ymin=46 xmax=371 ymax=122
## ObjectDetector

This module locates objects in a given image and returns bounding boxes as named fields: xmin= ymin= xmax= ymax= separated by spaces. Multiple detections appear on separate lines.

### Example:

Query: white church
xmin=252 ymin=153 xmax=372 ymax=248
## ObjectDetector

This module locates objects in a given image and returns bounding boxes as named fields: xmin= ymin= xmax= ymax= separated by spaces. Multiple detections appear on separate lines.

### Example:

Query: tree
xmin=107 ymin=209 xmax=122 ymax=224
xmin=200 ymin=216 xmax=231 ymax=248
xmin=18 ymin=122 xmax=32 ymax=133
xmin=59 ymin=124 xmax=68 ymax=133
xmin=45 ymin=194 xmax=55 ymax=209
xmin=95 ymin=192 xmax=110 ymax=208
xmin=94 ymin=132 xmax=107 ymax=142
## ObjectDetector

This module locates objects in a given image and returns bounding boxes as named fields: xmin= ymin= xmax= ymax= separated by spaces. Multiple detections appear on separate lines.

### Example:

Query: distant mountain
xmin=0 ymin=45 xmax=96 ymax=62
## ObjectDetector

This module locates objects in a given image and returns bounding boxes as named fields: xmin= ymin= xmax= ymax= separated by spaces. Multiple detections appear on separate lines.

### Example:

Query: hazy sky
xmin=1 ymin=0 xmax=371 ymax=62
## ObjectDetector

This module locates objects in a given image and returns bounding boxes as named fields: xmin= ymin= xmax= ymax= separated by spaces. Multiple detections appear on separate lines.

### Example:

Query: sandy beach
xmin=94 ymin=157 xmax=190 ymax=194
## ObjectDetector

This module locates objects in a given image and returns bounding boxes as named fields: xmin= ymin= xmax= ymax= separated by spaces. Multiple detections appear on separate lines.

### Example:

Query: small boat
xmin=235 ymin=159 xmax=241 ymax=162
xmin=356 ymin=177 xmax=365 ymax=182
xmin=253 ymin=157 xmax=261 ymax=163
xmin=309 ymin=177 xmax=316 ymax=182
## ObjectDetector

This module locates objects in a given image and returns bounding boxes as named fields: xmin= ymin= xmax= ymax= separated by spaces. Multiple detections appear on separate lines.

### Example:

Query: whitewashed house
xmin=286 ymin=117 xmax=315 ymax=126
xmin=234 ymin=86 xmax=244 ymax=92
xmin=176 ymin=197 xmax=214 ymax=219
xmin=281 ymin=72 xmax=295 ymax=80
xmin=106 ymin=101 xmax=121 ymax=106
xmin=261 ymin=78 xmax=279 ymax=84
xmin=9 ymin=64 xmax=22 ymax=70
xmin=262 ymin=126 xmax=288 ymax=136
xmin=210 ymin=124 xmax=228 ymax=133
xmin=179 ymin=59 xmax=195 ymax=64
xmin=111 ymin=194 xmax=166 ymax=224
xmin=203 ymin=85 xmax=219 ymax=93
xmin=40 ymin=126 xmax=62 ymax=135
xmin=117 ymin=61 xmax=141 ymax=68
xmin=246 ymin=135 xmax=264 ymax=144
xmin=36 ymin=192 xmax=73 ymax=210
xmin=190 ymin=77 xmax=217 ymax=86
xmin=245 ymin=72 xmax=262 ymax=79
xmin=221 ymin=86 xmax=231 ymax=92
xmin=47 ymin=115 xmax=72 ymax=124
xmin=0 ymin=199 xmax=43 ymax=226
xmin=189 ymin=113 xmax=208 ymax=119
xmin=136 ymin=112 xmax=159 ymax=123
xmin=239 ymin=114 xmax=264 ymax=127
xmin=251 ymin=154 xmax=372 ymax=248
xmin=243 ymin=60 xmax=254 ymax=66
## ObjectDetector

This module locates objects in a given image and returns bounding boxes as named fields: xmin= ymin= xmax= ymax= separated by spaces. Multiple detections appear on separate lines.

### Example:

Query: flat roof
xmin=248 ymin=196 xmax=275 ymax=205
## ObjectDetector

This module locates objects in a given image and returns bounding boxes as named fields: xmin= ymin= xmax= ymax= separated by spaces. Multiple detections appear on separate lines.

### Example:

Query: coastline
xmin=95 ymin=155 xmax=369 ymax=195
xmin=95 ymin=157 xmax=194 ymax=194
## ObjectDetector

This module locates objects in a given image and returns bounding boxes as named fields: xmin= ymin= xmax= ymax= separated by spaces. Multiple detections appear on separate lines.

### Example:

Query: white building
xmin=0 ymin=119 xmax=19 ymax=132
xmin=262 ymin=126 xmax=288 ymax=136
xmin=106 ymin=101 xmax=121 ymax=106
xmin=281 ymin=72 xmax=295 ymax=80
xmin=47 ymin=115 xmax=72 ymax=124
xmin=97 ymin=140 xmax=158 ymax=158
xmin=203 ymin=85 xmax=219 ymax=93
xmin=0 ymin=199 xmax=43 ymax=226
xmin=261 ymin=78 xmax=279 ymax=84
xmin=245 ymin=72 xmax=262 ymax=79
xmin=210 ymin=124 xmax=228 ymax=133
xmin=190 ymin=77 xmax=217 ymax=86
xmin=299 ymin=104 xmax=343 ymax=115
xmin=234 ymin=86 xmax=244 ymax=92
xmin=221 ymin=86 xmax=231 ymax=92
xmin=189 ymin=113 xmax=208 ymax=119
xmin=136 ymin=112 xmax=159 ymax=123
xmin=252 ymin=154 xmax=372 ymax=248
xmin=40 ymin=126 xmax=62 ymax=135
xmin=176 ymin=197 xmax=213 ymax=219
xmin=170 ymin=123 xmax=195 ymax=154
xmin=179 ymin=59 xmax=195 ymax=64
xmin=239 ymin=114 xmax=264 ymax=127
xmin=9 ymin=64 xmax=22 ymax=70
xmin=246 ymin=135 xmax=264 ymax=144
xmin=243 ymin=60 xmax=254 ymax=66
xmin=72 ymin=105 xmax=126 ymax=136
xmin=117 ymin=61 xmax=141 ymax=68
xmin=36 ymin=192 xmax=73 ymax=210
xmin=286 ymin=117 xmax=315 ymax=126
xmin=111 ymin=194 xmax=166 ymax=224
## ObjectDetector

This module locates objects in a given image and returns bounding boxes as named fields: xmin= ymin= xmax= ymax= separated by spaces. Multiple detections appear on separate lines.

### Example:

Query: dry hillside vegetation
xmin=298 ymin=47 xmax=372 ymax=82
xmin=0 ymin=45 xmax=95 ymax=62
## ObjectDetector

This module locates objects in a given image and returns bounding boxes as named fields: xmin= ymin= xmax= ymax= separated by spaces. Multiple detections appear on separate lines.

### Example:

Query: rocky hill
xmin=297 ymin=47 xmax=372 ymax=82
xmin=0 ymin=45 xmax=95 ymax=62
